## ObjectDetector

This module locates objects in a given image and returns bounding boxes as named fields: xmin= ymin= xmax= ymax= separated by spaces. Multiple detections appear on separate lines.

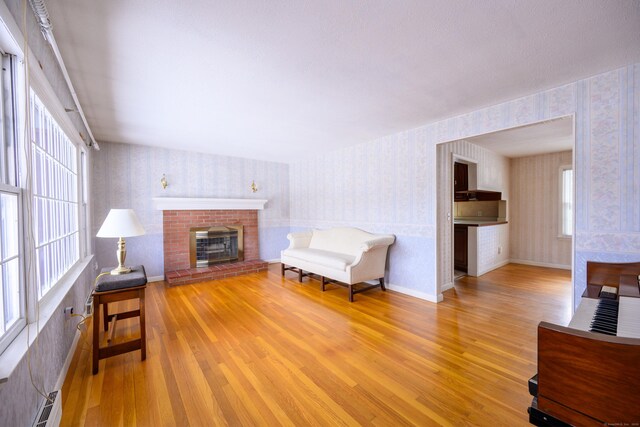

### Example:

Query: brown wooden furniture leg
xmin=139 ymin=288 xmax=146 ymax=361
xmin=321 ymin=276 xmax=326 ymax=291
xmin=92 ymin=293 xmax=100 ymax=375
xmin=298 ymin=269 xmax=303 ymax=282
xmin=281 ymin=263 xmax=285 ymax=276
xmin=107 ymin=314 xmax=118 ymax=343
xmin=380 ymin=277 xmax=386 ymax=291
xmin=349 ymin=285 xmax=354 ymax=302
xmin=103 ymin=301 xmax=109 ymax=331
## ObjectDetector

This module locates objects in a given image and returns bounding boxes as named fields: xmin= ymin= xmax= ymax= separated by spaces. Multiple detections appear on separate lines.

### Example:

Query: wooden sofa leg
xmin=380 ymin=277 xmax=386 ymax=291
xmin=281 ymin=263 xmax=285 ymax=276
xmin=321 ymin=276 xmax=325 ymax=291
xmin=349 ymin=285 xmax=354 ymax=302
xmin=298 ymin=269 xmax=303 ymax=283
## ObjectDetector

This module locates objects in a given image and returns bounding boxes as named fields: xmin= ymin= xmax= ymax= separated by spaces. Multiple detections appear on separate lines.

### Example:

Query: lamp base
xmin=110 ymin=265 xmax=132 ymax=275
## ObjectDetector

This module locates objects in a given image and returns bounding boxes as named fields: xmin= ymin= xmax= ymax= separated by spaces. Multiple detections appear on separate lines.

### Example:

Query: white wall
xmin=510 ymin=151 xmax=573 ymax=268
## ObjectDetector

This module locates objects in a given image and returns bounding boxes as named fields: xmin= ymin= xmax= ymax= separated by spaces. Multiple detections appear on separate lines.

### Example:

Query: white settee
xmin=280 ymin=227 xmax=395 ymax=301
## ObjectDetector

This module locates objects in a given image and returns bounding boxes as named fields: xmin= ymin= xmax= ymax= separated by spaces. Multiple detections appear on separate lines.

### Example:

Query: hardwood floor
xmin=61 ymin=263 xmax=572 ymax=426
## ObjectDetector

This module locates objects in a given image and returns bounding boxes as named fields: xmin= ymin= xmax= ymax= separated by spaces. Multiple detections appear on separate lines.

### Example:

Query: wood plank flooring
xmin=61 ymin=263 xmax=572 ymax=426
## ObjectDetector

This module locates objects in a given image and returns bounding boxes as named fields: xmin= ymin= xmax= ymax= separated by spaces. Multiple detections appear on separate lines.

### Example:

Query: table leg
xmin=139 ymin=288 xmax=146 ymax=361
xmin=92 ymin=294 xmax=100 ymax=375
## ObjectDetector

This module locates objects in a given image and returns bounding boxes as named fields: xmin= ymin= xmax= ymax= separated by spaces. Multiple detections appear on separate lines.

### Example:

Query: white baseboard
xmin=55 ymin=326 xmax=82 ymax=391
xmin=386 ymin=283 xmax=442 ymax=303
xmin=441 ymin=282 xmax=454 ymax=292
xmin=509 ymin=259 xmax=571 ymax=270
xmin=266 ymin=258 xmax=281 ymax=264
xmin=477 ymin=259 xmax=511 ymax=276
xmin=147 ymin=275 xmax=164 ymax=282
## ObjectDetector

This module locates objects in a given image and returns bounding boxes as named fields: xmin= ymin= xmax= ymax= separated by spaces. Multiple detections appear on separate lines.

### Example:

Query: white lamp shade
xmin=96 ymin=209 xmax=146 ymax=238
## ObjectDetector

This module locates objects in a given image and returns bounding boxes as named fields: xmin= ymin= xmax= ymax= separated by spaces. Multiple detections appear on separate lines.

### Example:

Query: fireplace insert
xmin=189 ymin=225 xmax=244 ymax=267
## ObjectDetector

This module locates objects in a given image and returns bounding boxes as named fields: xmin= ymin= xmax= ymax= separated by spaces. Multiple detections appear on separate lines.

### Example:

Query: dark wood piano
xmin=528 ymin=261 xmax=640 ymax=426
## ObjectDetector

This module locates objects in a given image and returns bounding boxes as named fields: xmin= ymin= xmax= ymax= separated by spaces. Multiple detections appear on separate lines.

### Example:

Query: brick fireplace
xmin=161 ymin=207 xmax=268 ymax=286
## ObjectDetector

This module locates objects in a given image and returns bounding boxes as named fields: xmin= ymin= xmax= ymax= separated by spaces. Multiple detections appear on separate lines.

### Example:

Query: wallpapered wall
xmin=510 ymin=151 xmax=573 ymax=268
xmin=290 ymin=132 xmax=437 ymax=299
xmin=92 ymin=142 xmax=290 ymax=277
xmin=290 ymin=64 xmax=640 ymax=304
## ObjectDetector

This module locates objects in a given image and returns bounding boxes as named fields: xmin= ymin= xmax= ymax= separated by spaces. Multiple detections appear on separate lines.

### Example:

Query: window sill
xmin=0 ymin=255 xmax=94 ymax=385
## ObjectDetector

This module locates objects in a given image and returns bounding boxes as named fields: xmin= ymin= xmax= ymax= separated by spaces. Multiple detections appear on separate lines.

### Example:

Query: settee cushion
xmin=308 ymin=227 xmax=381 ymax=256
xmin=283 ymin=248 xmax=356 ymax=271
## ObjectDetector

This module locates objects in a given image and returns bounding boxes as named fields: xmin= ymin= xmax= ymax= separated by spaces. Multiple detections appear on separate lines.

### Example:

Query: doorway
xmin=436 ymin=116 xmax=575 ymax=298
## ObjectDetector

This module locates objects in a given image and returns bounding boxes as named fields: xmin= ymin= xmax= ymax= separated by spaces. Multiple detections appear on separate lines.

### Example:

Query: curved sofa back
xmin=309 ymin=227 xmax=391 ymax=256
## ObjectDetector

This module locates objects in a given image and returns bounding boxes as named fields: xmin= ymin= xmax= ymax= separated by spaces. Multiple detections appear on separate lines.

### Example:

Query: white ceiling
xmin=465 ymin=117 xmax=574 ymax=158
xmin=44 ymin=0 xmax=640 ymax=163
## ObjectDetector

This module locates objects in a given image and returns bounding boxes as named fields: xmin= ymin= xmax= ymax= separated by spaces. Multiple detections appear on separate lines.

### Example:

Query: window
xmin=80 ymin=149 xmax=89 ymax=258
xmin=30 ymin=90 xmax=80 ymax=299
xmin=0 ymin=186 xmax=23 ymax=351
xmin=560 ymin=166 xmax=573 ymax=237
xmin=0 ymin=52 xmax=23 ymax=354
xmin=0 ymin=54 xmax=18 ymax=187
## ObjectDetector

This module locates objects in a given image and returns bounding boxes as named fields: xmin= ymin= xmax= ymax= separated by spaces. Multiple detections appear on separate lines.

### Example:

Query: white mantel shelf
xmin=152 ymin=197 xmax=268 ymax=211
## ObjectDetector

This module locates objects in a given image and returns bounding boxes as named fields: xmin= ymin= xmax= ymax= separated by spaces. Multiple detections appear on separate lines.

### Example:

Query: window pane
xmin=30 ymin=90 xmax=80 ymax=298
xmin=0 ymin=190 xmax=20 ymax=335
xmin=3 ymin=257 xmax=20 ymax=330
xmin=0 ymin=265 xmax=4 ymax=334
xmin=0 ymin=193 xmax=19 ymax=260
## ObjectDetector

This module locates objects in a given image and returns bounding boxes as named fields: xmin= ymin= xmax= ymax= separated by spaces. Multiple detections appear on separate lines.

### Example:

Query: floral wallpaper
xmin=290 ymin=64 xmax=640 ymax=305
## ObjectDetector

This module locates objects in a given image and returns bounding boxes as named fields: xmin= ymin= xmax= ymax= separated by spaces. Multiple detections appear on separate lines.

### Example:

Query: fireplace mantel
xmin=152 ymin=197 xmax=268 ymax=211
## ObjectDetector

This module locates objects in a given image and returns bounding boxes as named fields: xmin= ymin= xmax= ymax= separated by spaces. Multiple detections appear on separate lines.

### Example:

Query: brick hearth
xmin=162 ymin=209 xmax=267 ymax=285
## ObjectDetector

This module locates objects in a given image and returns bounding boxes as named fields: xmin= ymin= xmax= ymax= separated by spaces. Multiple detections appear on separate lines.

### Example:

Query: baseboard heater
xmin=33 ymin=390 xmax=61 ymax=427
xmin=85 ymin=293 xmax=93 ymax=316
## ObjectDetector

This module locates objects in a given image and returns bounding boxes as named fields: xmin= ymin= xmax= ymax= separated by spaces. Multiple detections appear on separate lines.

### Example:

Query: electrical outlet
xmin=477 ymin=211 xmax=483 ymax=217
xmin=85 ymin=294 xmax=94 ymax=316
xmin=498 ymin=246 xmax=502 ymax=254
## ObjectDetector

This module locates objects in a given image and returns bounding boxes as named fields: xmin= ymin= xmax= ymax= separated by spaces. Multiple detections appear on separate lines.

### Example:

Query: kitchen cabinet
xmin=454 ymin=162 xmax=468 ymax=201
xmin=454 ymin=224 xmax=468 ymax=272
xmin=454 ymin=190 xmax=502 ymax=201
xmin=471 ymin=190 xmax=501 ymax=201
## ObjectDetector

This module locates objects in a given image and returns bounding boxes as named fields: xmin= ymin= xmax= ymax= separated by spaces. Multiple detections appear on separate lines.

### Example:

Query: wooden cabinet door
xmin=454 ymin=162 xmax=468 ymax=201
xmin=454 ymin=162 xmax=468 ymax=192
xmin=454 ymin=225 xmax=468 ymax=272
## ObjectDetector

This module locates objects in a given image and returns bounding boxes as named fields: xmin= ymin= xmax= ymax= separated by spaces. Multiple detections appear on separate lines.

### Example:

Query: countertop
xmin=454 ymin=220 xmax=508 ymax=227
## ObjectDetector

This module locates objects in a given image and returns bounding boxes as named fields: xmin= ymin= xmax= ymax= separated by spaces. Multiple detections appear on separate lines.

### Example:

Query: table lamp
xmin=97 ymin=209 xmax=146 ymax=275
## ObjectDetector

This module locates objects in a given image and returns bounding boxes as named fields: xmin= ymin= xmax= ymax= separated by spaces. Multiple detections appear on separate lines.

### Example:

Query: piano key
xmin=568 ymin=298 xmax=599 ymax=331
xmin=617 ymin=297 xmax=640 ymax=339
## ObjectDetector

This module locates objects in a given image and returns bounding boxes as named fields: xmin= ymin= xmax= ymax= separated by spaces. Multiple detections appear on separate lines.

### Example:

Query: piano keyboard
xmin=568 ymin=296 xmax=640 ymax=339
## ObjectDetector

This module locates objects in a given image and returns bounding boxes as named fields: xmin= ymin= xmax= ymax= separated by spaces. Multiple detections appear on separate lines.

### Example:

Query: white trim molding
xmin=441 ymin=282 xmax=454 ymax=292
xmin=386 ymin=283 xmax=443 ymax=303
xmin=152 ymin=197 xmax=268 ymax=211
xmin=509 ymin=259 xmax=571 ymax=270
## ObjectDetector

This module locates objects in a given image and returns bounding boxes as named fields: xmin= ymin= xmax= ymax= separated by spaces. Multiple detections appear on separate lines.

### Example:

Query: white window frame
xmin=0 ymin=47 xmax=24 ymax=355
xmin=80 ymin=148 xmax=90 ymax=258
xmin=559 ymin=165 xmax=573 ymax=238
xmin=29 ymin=89 xmax=81 ymax=302
xmin=0 ymin=183 xmax=25 ymax=355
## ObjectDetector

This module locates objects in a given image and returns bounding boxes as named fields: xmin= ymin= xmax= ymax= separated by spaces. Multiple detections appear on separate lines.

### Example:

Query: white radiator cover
xmin=33 ymin=390 xmax=62 ymax=427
